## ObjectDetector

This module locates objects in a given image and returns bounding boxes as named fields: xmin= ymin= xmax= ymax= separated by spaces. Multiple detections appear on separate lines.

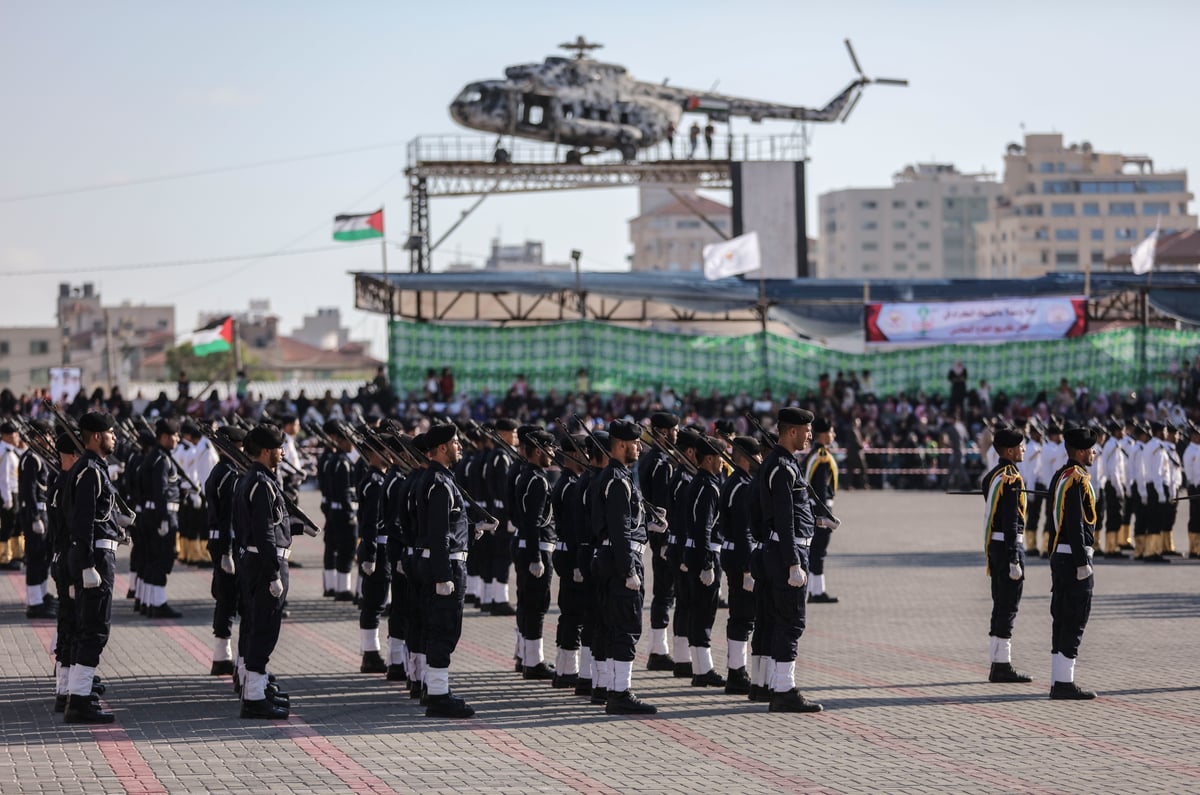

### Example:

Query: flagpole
xmin=380 ymin=205 xmax=394 ymax=389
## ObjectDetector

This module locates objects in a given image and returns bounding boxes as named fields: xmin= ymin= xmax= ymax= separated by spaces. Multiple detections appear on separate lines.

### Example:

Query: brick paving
xmin=3 ymin=490 xmax=1200 ymax=794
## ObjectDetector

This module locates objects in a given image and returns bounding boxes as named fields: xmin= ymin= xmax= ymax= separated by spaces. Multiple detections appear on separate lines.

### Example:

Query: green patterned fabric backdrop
xmin=390 ymin=321 xmax=1199 ymax=399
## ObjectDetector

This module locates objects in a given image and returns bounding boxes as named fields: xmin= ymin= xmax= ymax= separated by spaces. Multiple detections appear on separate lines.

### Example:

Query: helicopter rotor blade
xmin=844 ymin=38 xmax=864 ymax=77
xmin=873 ymin=77 xmax=909 ymax=86
xmin=840 ymin=89 xmax=865 ymax=123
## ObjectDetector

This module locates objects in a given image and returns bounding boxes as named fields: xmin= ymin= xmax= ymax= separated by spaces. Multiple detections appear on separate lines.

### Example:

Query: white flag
xmin=702 ymin=231 xmax=761 ymax=280
xmin=1131 ymin=221 xmax=1160 ymax=275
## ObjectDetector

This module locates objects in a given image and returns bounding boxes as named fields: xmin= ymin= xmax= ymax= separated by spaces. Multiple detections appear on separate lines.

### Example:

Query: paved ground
xmin=4 ymin=489 xmax=1200 ymax=794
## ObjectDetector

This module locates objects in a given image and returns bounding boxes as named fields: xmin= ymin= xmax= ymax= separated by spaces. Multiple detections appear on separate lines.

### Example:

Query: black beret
xmin=246 ymin=424 xmax=284 ymax=450
xmin=608 ymin=419 xmax=641 ymax=442
xmin=992 ymin=426 xmax=1025 ymax=449
xmin=55 ymin=432 xmax=78 ymax=453
xmin=517 ymin=424 xmax=540 ymax=442
xmin=558 ymin=433 xmax=586 ymax=455
xmin=523 ymin=429 xmax=555 ymax=448
xmin=585 ymin=430 xmax=611 ymax=455
xmin=80 ymin=412 xmax=115 ymax=433
xmin=155 ymin=418 xmax=180 ymax=436
xmin=494 ymin=418 xmax=519 ymax=432
xmin=1105 ymin=417 xmax=1123 ymax=432
xmin=811 ymin=416 xmax=833 ymax=434
xmin=713 ymin=419 xmax=735 ymax=436
xmin=277 ymin=413 xmax=298 ymax=425
xmin=323 ymin=419 xmax=347 ymax=438
xmin=1149 ymin=420 xmax=1165 ymax=434
xmin=1063 ymin=426 xmax=1099 ymax=451
xmin=411 ymin=432 xmax=432 ymax=453
xmin=0 ymin=421 xmax=15 ymax=434
xmin=1013 ymin=417 xmax=1029 ymax=429
xmin=1124 ymin=417 xmax=1138 ymax=428
xmin=137 ymin=429 xmax=156 ymax=446
xmin=675 ymin=429 xmax=699 ymax=452
xmin=180 ymin=420 xmax=202 ymax=436
xmin=693 ymin=435 xmax=723 ymax=459
xmin=217 ymin=426 xmax=247 ymax=443
xmin=777 ymin=407 xmax=814 ymax=427
xmin=28 ymin=419 xmax=51 ymax=434
xmin=425 ymin=423 xmax=457 ymax=448
xmin=649 ymin=412 xmax=679 ymax=430
xmin=731 ymin=435 xmax=762 ymax=458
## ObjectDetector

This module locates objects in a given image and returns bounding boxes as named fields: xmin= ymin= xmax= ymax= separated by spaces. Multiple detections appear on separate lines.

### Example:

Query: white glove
xmin=158 ymin=520 xmax=169 ymax=537
xmin=742 ymin=571 xmax=755 ymax=592
xmin=787 ymin=564 xmax=808 ymax=589
xmin=395 ymin=559 xmax=405 ymax=575
xmin=188 ymin=492 xmax=202 ymax=509
xmin=361 ymin=560 xmax=376 ymax=577
xmin=659 ymin=546 xmax=668 ymax=561
xmin=220 ymin=554 xmax=235 ymax=575
xmin=477 ymin=520 xmax=498 ymax=534
xmin=268 ymin=578 xmax=284 ymax=598
xmin=529 ymin=560 xmax=545 ymax=578
xmin=572 ymin=567 xmax=584 ymax=583
xmin=1008 ymin=562 xmax=1022 ymax=581
xmin=826 ymin=499 xmax=835 ymax=510
xmin=647 ymin=507 xmax=668 ymax=533
xmin=625 ymin=573 xmax=641 ymax=591
xmin=68 ymin=585 xmax=76 ymax=599
xmin=108 ymin=464 xmax=122 ymax=480
xmin=679 ymin=562 xmax=689 ymax=573
xmin=1076 ymin=564 xmax=1094 ymax=581
xmin=435 ymin=580 xmax=455 ymax=596
xmin=82 ymin=567 xmax=101 ymax=589
xmin=700 ymin=567 xmax=715 ymax=587
xmin=30 ymin=519 xmax=45 ymax=535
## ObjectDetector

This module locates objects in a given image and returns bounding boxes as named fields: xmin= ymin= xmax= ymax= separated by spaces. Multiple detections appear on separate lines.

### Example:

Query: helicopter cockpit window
xmin=455 ymin=87 xmax=483 ymax=105
xmin=521 ymin=93 xmax=550 ymax=129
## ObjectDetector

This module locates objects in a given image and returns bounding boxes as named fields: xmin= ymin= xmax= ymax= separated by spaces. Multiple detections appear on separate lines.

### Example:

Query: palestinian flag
xmin=185 ymin=316 xmax=234 ymax=357
xmin=333 ymin=210 xmax=384 ymax=242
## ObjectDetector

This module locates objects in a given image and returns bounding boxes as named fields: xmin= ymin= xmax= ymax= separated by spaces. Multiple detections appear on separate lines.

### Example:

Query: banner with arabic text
xmin=864 ymin=296 xmax=1087 ymax=344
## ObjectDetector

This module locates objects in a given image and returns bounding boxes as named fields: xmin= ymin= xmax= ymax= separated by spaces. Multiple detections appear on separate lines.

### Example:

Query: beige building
xmin=630 ymin=188 xmax=733 ymax=273
xmin=818 ymin=163 xmax=1001 ymax=279
xmin=55 ymin=283 xmax=175 ymax=387
xmin=975 ymin=133 xmax=1196 ymax=278
xmin=0 ymin=327 xmax=61 ymax=392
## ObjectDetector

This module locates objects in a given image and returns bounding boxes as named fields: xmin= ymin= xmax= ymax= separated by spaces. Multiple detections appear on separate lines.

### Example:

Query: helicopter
xmin=449 ymin=36 xmax=907 ymax=162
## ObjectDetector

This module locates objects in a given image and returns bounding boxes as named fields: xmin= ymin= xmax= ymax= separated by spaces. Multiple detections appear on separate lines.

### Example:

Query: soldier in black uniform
xmin=550 ymin=434 xmax=586 ymax=689
xmin=205 ymin=426 xmax=245 ymax=677
xmin=140 ymin=418 xmax=183 ymax=618
xmin=65 ymin=411 xmax=130 ymax=723
xmin=18 ymin=419 xmax=57 ymax=619
xmin=1047 ymin=426 xmax=1100 ymax=700
xmin=380 ymin=433 xmax=416 ymax=683
xmin=757 ymin=407 xmax=823 ymax=713
xmin=322 ymin=420 xmax=359 ymax=601
xmin=233 ymin=424 xmax=292 ymax=719
xmin=683 ymin=435 xmax=726 ymax=688
xmin=415 ymin=423 xmax=476 ymax=718
xmin=666 ymin=429 xmax=698 ymax=677
xmin=591 ymin=419 xmax=656 ymax=715
xmin=719 ymin=436 xmax=762 ymax=695
xmin=637 ymin=412 xmax=677 ymax=670
xmin=356 ymin=444 xmax=390 ymax=673
xmin=124 ymin=429 xmax=155 ymax=609
xmin=48 ymin=432 xmax=94 ymax=712
xmin=805 ymin=417 xmax=840 ymax=604
xmin=514 ymin=428 xmax=558 ymax=680
xmin=506 ymin=428 xmax=533 ymax=666
xmin=578 ymin=430 xmax=610 ymax=701
xmin=481 ymin=418 xmax=519 ymax=616
xmin=982 ymin=425 xmax=1033 ymax=684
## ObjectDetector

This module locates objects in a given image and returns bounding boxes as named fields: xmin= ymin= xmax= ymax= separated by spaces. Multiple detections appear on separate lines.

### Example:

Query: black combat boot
xmin=605 ymin=689 xmax=657 ymax=715
xmin=988 ymin=662 xmax=1032 ymax=683
xmin=768 ymin=688 xmax=823 ymax=713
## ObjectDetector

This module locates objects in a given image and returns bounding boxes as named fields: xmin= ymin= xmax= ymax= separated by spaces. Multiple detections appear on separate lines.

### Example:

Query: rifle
xmin=43 ymin=400 xmax=137 ymax=526
xmin=12 ymin=416 xmax=61 ymax=475
xmin=201 ymin=426 xmax=321 ymax=536
xmin=742 ymin=411 xmax=842 ymax=530
xmin=571 ymin=414 xmax=663 ymax=523
xmin=380 ymin=420 xmax=498 ymax=525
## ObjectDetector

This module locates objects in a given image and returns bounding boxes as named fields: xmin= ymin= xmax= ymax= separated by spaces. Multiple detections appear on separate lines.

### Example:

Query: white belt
xmin=516 ymin=539 xmax=556 ymax=552
xmin=721 ymin=541 xmax=738 ymax=550
xmin=35 ymin=501 xmax=47 ymax=511
xmin=684 ymin=539 xmax=721 ymax=552
xmin=145 ymin=501 xmax=155 ymax=510
xmin=374 ymin=535 xmax=389 ymax=544
xmin=420 ymin=549 xmax=467 ymax=561
xmin=209 ymin=531 xmax=221 ymax=540
xmin=601 ymin=539 xmax=646 ymax=555
xmin=1055 ymin=544 xmax=1093 ymax=555
xmin=246 ymin=545 xmax=291 ymax=559
xmin=768 ymin=532 xmax=812 ymax=547
xmin=990 ymin=532 xmax=1024 ymax=541
xmin=329 ymin=502 xmax=358 ymax=510
xmin=165 ymin=502 xmax=179 ymax=513
xmin=95 ymin=539 xmax=118 ymax=550
xmin=555 ymin=542 xmax=569 ymax=551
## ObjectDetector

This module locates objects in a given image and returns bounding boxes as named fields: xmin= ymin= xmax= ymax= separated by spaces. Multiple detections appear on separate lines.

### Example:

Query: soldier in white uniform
xmin=1036 ymin=422 xmax=1067 ymax=558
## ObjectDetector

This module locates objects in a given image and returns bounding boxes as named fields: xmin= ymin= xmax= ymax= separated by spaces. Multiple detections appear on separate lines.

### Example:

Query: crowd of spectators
xmin=4 ymin=356 xmax=1199 ymax=491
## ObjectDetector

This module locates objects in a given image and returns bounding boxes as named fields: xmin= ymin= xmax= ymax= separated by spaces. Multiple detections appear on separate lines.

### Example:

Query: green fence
xmin=389 ymin=320 xmax=1199 ymax=400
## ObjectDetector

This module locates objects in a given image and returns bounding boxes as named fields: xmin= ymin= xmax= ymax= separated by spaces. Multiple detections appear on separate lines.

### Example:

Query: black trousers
xmin=515 ymin=547 xmax=551 ymax=641
xmin=323 ymin=513 xmax=356 ymax=573
xmin=240 ymin=553 xmax=288 ymax=673
xmin=766 ymin=548 xmax=809 ymax=663
xmin=685 ymin=561 xmax=721 ymax=648
xmin=21 ymin=518 xmax=49 ymax=586
xmin=0 ymin=506 xmax=14 ymax=545
xmin=1103 ymin=483 xmax=1124 ymax=539
xmin=69 ymin=547 xmax=115 ymax=668
xmin=648 ymin=532 xmax=674 ymax=630
xmin=405 ymin=552 xmax=424 ymax=656
xmin=670 ymin=566 xmax=691 ymax=641
xmin=1189 ymin=487 xmax=1200 ymax=535
xmin=209 ymin=548 xmax=239 ymax=640
xmin=600 ymin=551 xmax=644 ymax=663
xmin=51 ymin=554 xmax=76 ymax=667
xmin=586 ymin=553 xmax=607 ymax=663
xmin=419 ymin=558 xmax=466 ymax=669
xmin=387 ymin=548 xmax=408 ymax=643
xmin=553 ymin=549 xmax=585 ymax=651
xmin=721 ymin=556 xmax=755 ymax=643
xmin=987 ymin=542 xmax=1024 ymax=638
xmin=1050 ymin=555 xmax=1092 ymax=659
xmin=359 ymin=545 xmax=391 ymax=631
xmin=140 ymin=516 xmax=177 ymax=587
xmin=749 ymin=548 xmax=772 ymax=659
xmin=809 ymin=527 xmax=832 ymax=576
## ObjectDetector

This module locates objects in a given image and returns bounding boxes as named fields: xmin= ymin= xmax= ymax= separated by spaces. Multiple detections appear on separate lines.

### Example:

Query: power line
xmin=0 ymin=140 xmax=407 ymax=204
xmin=0 ymin=241 xmax=378 ymax=277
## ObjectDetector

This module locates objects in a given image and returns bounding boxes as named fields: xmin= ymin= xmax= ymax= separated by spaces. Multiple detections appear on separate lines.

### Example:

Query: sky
xmin=3 ymin=0 xmax=1199 ymax=358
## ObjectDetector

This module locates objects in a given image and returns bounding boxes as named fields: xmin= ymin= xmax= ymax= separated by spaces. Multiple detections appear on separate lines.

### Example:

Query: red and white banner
xmin=864 ymin=296 xmax=1087 ymax=344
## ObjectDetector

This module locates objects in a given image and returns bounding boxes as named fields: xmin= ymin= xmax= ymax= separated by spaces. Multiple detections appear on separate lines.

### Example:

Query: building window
xmin=1055 ymin=251 xmax=1079 ymax=267
xmin=894 ymin=262 xmax=908 ymax=272
xmin=30 ymin=368 xmax=49 ymax=384
xmin=916 ymin=241 xmax=931 ymax=250
xmin=862 ymin=221 xmax=878 ymax=230
xmin=0 ymin=369 xmax=9 ymax=382
xmin=919 ymin=220 xmax=931 ymax=229
xmin=893 ymin=220 xmax=906 ymax=230
xmin=1082 ymin=202 xmax=1099 ymax=216
xmin=676 ymin=220 xmax=701 ymax=229
xmin=1109 ymin=202 xmax=1135 ymax=216
xmin=1023 ymin=204 xmax=1044 ymax=216
xmin=892 ymin=200 xmax=906 ymax=209
xmin=1051 ymin=203 xmax=1075 ymax=217
xmin=893 ymin=242 xmax=907 ymax=251
xmin=0 ymin=341 xmax=8 ymax=356
xmin=1091 ymin=251 xmax=1105 ymax=265
xmin=1055 ymin=228 xmax=1079 ymax=241
xmin=1043 ymin=180 xmax=1073 ymax=194
xmin=825 ymin=221 xmax=837 ymax=234
xmin=862 ymin=242 xmax=878 ymax=251
xmin=862 ymin=200 xmax=877 ymax=210
xmin=1115 ymin=227 xmax=1137 ymax=240
xmin=915 ymin=200 xmax=929 ymax=209
xmin=1143 ymin=201 xmax=1170 ymax=216
xmin=1090 ymin=229 xmax=1103 ymax=241
xmin=30 ymin=340 xmax=50 ymax=355
xmin=1039 ymin=162 xmax=1056 ymax=173
xmin=1034 ymin=228 xmax=1049 ymax=241
xmin=862 ymin=262 xmax=877 ymax=273
xmin=916 ymin=262 xmax=932 ymax=272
